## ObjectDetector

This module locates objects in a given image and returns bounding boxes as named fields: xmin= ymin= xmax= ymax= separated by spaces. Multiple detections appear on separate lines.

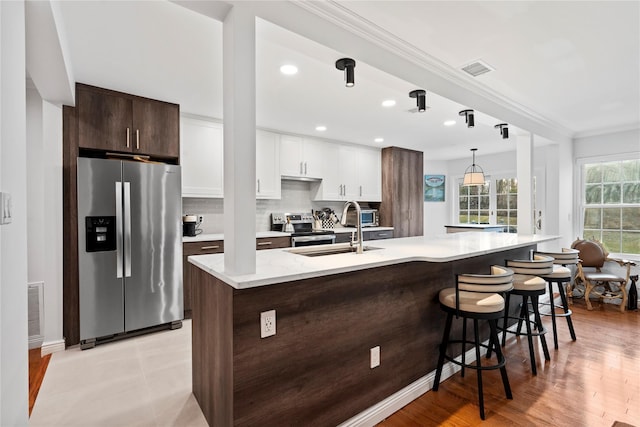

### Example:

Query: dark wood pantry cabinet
xmin=76 ymin=83 xmax=180 ymax=159
xmin=381 ymin=146 xmax=424 ymax=237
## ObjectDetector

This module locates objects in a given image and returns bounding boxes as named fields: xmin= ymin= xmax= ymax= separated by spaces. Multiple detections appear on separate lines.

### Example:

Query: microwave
xmin=345 ymin=209 xmax=379 ymax=227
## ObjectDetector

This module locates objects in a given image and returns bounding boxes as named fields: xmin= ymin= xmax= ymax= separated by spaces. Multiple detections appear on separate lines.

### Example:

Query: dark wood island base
xmin=191 ymin=245 xmax=533 ymax=426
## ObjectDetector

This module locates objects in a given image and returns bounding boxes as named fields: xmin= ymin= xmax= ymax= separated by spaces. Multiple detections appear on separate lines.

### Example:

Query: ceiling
xmin=52 ymin=1 xmax=639 ymax=161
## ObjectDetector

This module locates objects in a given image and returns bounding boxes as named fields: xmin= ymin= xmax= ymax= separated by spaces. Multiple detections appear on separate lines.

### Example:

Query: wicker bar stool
xmin=433 ymin=266 xmax=514 ymax=420
xmin=502 ymin=255 xmax=554 ymax=375
xmin=535 ymin=249 xmax=579 ymax=349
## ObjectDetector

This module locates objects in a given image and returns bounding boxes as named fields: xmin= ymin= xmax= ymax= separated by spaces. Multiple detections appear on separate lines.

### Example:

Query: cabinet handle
xmin=304 ymin=162 xmax=307 ymax=175
xmin=126 ymin=128 xmax=130 ymax=148
xmin=300 ymin=162 xmax=303 ymax=175
xmin=257 ymin=241 xmax=272 ymax=246
xmin=200 ymin=245 xmax=220 ymax=250
xmin=136 ymin=129 xmax=140 ymax=150
xmin=257 ymin=179 xmax=261 ymax=193
xmin=377 ymin=233 xmax=389 ymax=237
xmin=359 ymin=185 xmax=362 ymax=197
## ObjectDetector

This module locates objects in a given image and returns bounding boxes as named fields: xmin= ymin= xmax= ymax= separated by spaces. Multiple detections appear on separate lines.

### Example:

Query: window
xmin=458 ymin=182 xmax=490 ymax=224
xmin=581 ymin=158 xmax=640 ymax=254
xmin=496 ymin=178 xmax=518 ymax=233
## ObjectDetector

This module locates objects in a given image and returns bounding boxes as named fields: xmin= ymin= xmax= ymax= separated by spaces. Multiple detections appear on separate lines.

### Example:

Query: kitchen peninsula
xmin=188 ymin=232 xmax=556 ymax=426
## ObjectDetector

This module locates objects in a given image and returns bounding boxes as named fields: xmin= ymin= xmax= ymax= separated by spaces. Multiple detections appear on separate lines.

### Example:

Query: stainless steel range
xmin=271 ymin=212 xmax=336 ymax=247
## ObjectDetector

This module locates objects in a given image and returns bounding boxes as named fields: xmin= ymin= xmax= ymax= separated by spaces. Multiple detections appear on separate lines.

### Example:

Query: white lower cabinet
xmin=256 ymin=130 xmax=281 ymax=199
xmin=181 ymin=116 xmax=224 ymax=198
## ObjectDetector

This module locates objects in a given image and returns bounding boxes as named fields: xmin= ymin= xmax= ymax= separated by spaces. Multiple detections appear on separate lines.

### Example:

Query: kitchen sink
xmin=287 ymin=244 xmax=382 ymax=257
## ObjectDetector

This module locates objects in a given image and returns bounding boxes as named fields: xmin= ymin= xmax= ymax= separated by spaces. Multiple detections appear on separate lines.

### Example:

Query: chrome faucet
xmin=340 ymin=200 xmax=363 ymax=254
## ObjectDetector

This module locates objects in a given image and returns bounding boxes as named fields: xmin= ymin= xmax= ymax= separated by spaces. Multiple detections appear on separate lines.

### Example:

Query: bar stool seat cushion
xmin=512 ymin=274 xmax=547 ymax=291
xmin=583 ymin=271 xmax=625 ymax=282
xmin=544 ymin=265 xmax=572 ymax=279
xmin=439 ymin=288 xmax=504 ymax=313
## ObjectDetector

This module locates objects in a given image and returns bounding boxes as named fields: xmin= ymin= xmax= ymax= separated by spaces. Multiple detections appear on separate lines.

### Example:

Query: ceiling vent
xmin=461 ymin=60 xmax=494 ymax=77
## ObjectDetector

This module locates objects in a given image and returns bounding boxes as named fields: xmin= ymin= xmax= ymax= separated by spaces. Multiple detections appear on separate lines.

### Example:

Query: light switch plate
xmin=1 ymin=192 xmax=12 ymax=225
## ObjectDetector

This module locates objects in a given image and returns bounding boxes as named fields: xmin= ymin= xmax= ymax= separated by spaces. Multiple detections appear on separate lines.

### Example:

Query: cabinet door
xmin=256 ymin=130 xmax=281 ymax=199
xmin=357 ymin=148 xmax=382 ymax=202
xmin=340 ymin=146 xmax=360 ymax=200
xmin=181 ymin=117 xmax=224 ymax=197
xmin=280 ymin=135 xmax=303 ymax=177
xmin=312 ymin=142 xmax=342 ymax=201
xmin=407 ymin=150 xmax=424 ymax=236
xmin=77 ymin=86 xmax=133 ymax=152
xmin=302 ymin=138 xmax=325 ymax=179
xmin=132 ymin=99 xmax=180 ymax=158
xmin=183 ymin=241 xmax=224 ymax=318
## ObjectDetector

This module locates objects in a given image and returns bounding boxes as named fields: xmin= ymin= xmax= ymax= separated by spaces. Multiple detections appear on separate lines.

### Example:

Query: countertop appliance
xmin=183 ymin=215 xmax=202 ymax=236
xmin=77 ymin=157 xmax=183 ymax=349
xmin=271 ymin=212 xmax=336 ymax=247
xmin=344 ymin=208 xmax=379 ymax=228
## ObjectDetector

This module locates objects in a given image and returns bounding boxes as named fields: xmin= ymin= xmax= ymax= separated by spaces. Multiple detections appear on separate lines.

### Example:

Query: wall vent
xmin=461 ymin=60 xmax=494 ymax=77
xmin=28 ymin=282 xmax=44 ymax=349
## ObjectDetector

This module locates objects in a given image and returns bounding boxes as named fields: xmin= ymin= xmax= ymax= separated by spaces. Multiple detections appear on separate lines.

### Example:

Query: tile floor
xmin=29 ymin=320 xmax=209 ymax=427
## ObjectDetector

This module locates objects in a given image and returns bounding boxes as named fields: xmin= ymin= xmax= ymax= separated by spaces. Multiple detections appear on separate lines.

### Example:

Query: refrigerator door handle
xmin=115 ymin=182 xmax=123 ymax=278
xmin=124 ymin=182 xmax=132 ymax=278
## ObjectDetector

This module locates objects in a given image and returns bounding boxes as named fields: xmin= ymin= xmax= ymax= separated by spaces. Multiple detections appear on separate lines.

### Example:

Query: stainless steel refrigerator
xmin=77 ymin=157 xmax=183 ymax=349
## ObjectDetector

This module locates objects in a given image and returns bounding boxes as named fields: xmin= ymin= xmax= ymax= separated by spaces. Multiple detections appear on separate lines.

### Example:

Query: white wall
xmin=0 ymin=0 xmax=30 ymax=425
xmin=423 ymin=159 xmax=448 ymax=236
xmin=574 ymin=128 xmax=640 ymax=159
xmin=26 ymin=87 xmax=64 ymax=349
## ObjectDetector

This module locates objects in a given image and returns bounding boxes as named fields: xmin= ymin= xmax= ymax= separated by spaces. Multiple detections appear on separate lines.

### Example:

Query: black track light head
xmin=459 ymin=109 xmax=475 ymax=128
xmin=409 ymin=89 xmax=427 ymax=112
xmin=335 ymin=58 xmax=356 ymax=87
xmin=494 ymin=123 xmax=509 ymax=139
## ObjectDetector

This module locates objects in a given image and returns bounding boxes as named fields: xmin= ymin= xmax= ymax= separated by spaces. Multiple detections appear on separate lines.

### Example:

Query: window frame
xmin=575 ymin=152 xmax=640 ymax=257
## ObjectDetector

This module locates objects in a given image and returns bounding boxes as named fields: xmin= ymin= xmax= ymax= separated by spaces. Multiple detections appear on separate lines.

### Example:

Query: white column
xmin=0 ymin=0 xmax=30 ymax=425
xmin=517 ymin=133 xmax=534 ymax=234
xmin=223 ymin=5 xmax=256 ymax=275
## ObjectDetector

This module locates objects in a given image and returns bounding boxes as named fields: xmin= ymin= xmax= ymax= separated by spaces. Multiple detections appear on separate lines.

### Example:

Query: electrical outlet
xmin=260 ymin=310 xmax=276 ymax=338
xmin=370 ymin=346 xmax=380 ymax=369
xmin=198 ymin=215 xmax=203 ymax=223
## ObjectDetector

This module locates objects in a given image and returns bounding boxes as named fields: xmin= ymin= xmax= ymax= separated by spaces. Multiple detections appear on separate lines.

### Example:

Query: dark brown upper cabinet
xmin=77 ymin=83 xmax=179 ymax=160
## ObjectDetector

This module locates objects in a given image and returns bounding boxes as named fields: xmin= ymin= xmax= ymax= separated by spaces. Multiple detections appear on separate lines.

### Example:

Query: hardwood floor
xmin=28 ymin=348 xmax=51 ymax=416
xmin=377 ymin=298 xmax=639 ymax=426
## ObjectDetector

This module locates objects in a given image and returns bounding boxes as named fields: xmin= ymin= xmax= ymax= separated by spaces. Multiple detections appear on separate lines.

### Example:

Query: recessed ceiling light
xmin=280 ymin=64 xmax=298 ymax=75
xmin=444 ymin=120 xmax=456 ymax=126
xmin=315 ymin=125 xmax=327 ymax=131
xmin=374 ymin=137 xmax=384 ymax=143
xmin=381 ymin=100 xmax=396 ymax=107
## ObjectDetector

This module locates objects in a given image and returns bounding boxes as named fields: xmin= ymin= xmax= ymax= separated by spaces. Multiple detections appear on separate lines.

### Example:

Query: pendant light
xmin=335 ymin=58 xmax=356 ymax=87
xmin=463 ymin=148 xmax=486 ymax=186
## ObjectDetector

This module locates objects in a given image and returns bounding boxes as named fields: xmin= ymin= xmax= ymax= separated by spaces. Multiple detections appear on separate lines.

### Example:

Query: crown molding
xmin=572 ymin=122 xmax=640 ymax=140
xmin=293 ymin=0 xmax=573 ymax=141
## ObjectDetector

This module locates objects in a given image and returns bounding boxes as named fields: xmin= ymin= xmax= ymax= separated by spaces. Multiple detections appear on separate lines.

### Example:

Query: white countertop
xmin=183 ymin=231 xmax=289 ymax=243
xmin=325 ymin=226 xmax=394 ymax=234
xmin=445 ymin=224 xmax=506 ymax=229
xmin=183 ymin=227 xmax=393 ymax=242
xmin=189 ymin=232 xmax=558 ymax=290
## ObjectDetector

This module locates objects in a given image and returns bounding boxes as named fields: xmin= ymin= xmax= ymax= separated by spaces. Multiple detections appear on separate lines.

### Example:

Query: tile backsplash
xmin=182 ymin=180 xmax=344 ymax=234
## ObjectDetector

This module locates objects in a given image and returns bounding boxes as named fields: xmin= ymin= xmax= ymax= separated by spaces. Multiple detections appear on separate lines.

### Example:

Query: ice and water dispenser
xmin=85 ymin=216 xmax=116 ymax=252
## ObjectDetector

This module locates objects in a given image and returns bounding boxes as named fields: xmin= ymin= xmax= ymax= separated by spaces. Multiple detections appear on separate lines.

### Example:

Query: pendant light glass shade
xmin=463 ymin=148 xmax=485 ymax=186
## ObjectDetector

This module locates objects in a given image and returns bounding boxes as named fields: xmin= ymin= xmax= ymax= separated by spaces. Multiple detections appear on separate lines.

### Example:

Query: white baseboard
xmin=41 ymin=339 xmax=65 ymax=356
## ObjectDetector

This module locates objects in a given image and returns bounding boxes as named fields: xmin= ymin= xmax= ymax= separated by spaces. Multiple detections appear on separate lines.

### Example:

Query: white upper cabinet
xmin=357 ymin=147 xmax=382 ymax=201
xmin=312 ymin=145 xmax=381 ymax=202
xmin=280 ymin=135 xmax=323 ymax=179
xmin=181 ymin=116 xmax=224 ymax=198
xmin=256 ymin=130 xmax=281 ymax=199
